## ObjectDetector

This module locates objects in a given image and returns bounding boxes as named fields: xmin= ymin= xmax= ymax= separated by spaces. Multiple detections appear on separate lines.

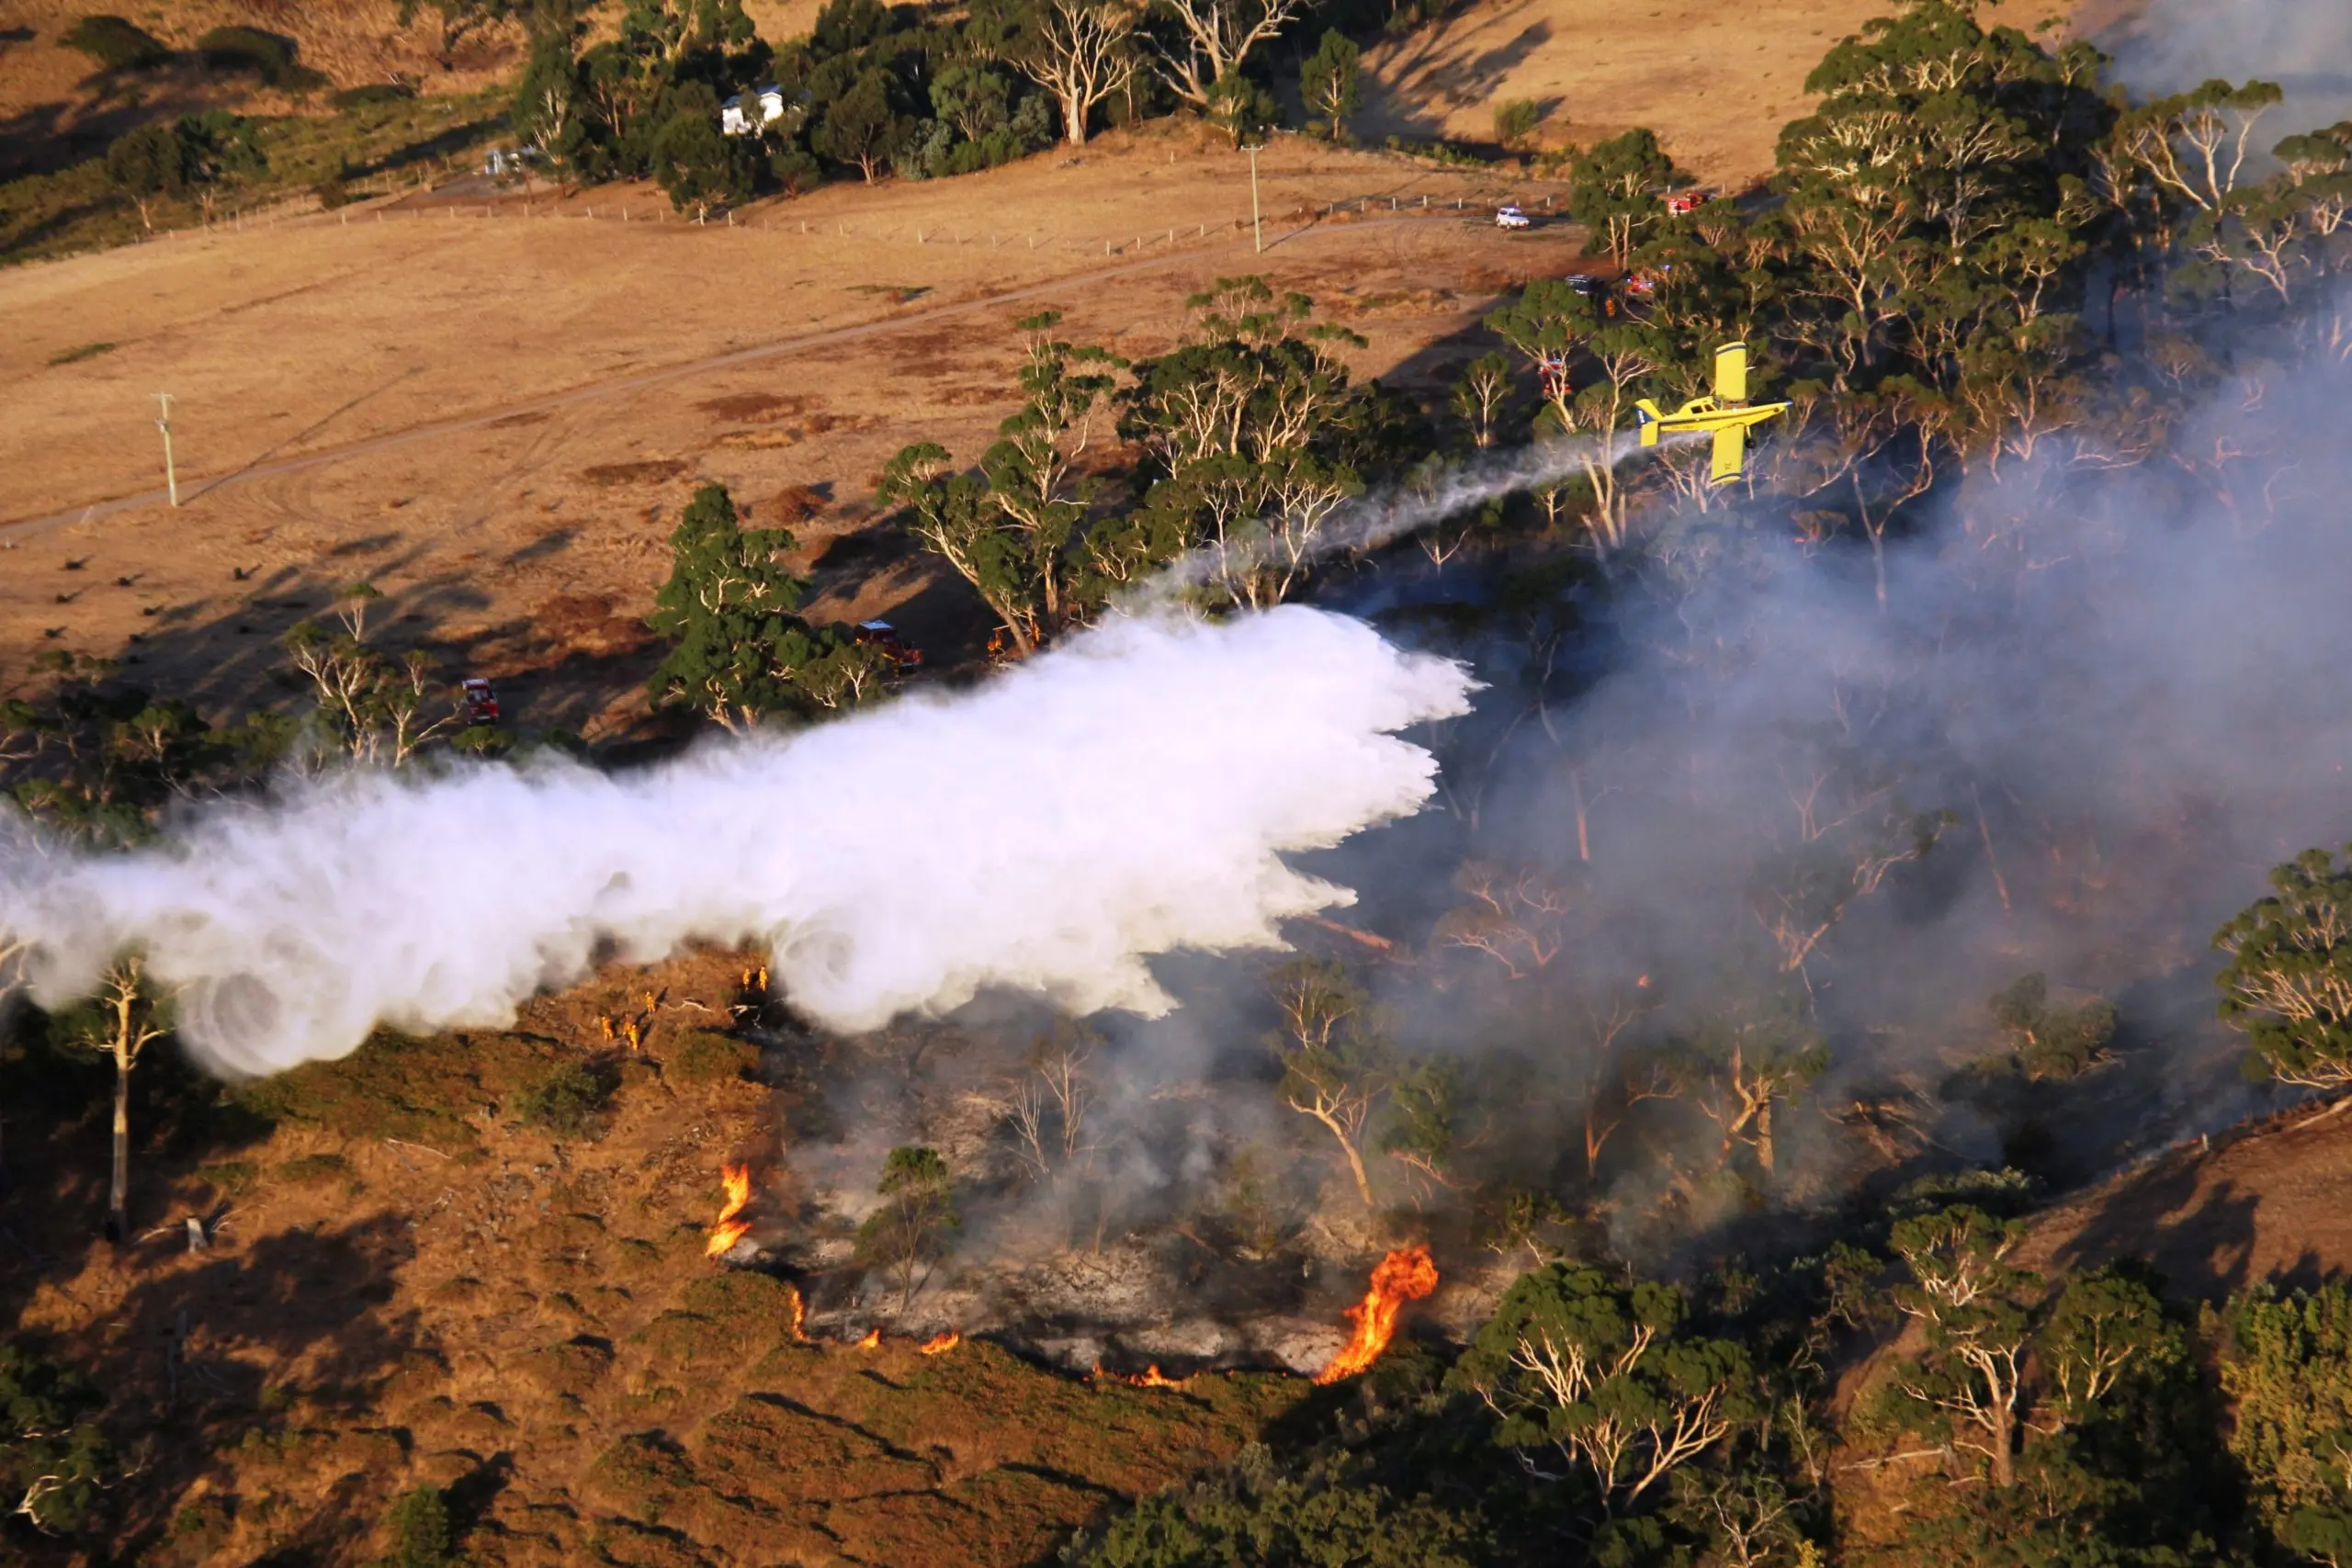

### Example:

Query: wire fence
xmin=62 ymin=176 xmax=1572 ymax=268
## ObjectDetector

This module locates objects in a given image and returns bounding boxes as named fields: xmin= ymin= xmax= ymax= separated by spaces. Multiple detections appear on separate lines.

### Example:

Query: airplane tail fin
xmin=1634 ymin=398 xmax=1663 ymax=446
xmin=1713 ymin=343 xmax=1748 ymax=404
xmin=1710 ymin=423 xmax=1745 ymax=486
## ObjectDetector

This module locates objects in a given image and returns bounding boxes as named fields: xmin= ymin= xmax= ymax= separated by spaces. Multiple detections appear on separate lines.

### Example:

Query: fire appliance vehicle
xmin=853 ymin=621 xmax=923 ymax=671
xmin=460 ymin=677 xmax=500 ymax=725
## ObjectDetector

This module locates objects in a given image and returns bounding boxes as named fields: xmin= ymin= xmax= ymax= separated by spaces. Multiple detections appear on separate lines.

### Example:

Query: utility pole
xmin=153 ymin=393 xmax=178 ymax=507
xmin=1244 ymin=143 xmax=1264 ymax=254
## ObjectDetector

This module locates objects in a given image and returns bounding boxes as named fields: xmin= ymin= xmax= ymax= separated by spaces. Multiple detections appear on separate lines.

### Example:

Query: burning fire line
xmin=1314 ymin=1245 xmax=1439 ymax=1385
xmin=917 ymin=1331 xmax=962 ymax=1356
xmin=704 ymin=1162 xmax=754 ymax=1258
xmin=1086 ymin=1362 xmax=1192 ymax=1390
xmin=855 ymin=1328 xmax=882 ymax=1349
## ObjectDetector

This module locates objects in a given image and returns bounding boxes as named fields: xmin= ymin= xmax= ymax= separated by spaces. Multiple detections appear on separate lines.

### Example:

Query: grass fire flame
xmin=704 ymin=1162 xmax=753 ymax=1258
xmin=1314 ymin=1245 xmax=1439 ymax=1385
xmin=918 ymin=1331 xmax=962 ymax=1355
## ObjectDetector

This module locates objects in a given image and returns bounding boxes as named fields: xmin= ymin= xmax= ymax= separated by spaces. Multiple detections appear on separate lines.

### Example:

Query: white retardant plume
xmin=1132 ymin=426 xmax=1702 ymax=607
xmin=0 ymin=608 xmax=1474 ymax=1077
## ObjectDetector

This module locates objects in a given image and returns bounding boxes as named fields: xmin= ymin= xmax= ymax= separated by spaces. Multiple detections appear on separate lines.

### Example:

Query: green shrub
xmin=1492 ymin=98 xmax=1543 ymax=150
xmin=313 ymin=175 xmax=352 ymax=209
xmin=1074 ymin=1446 xmax=1485 ymax=1567
xmin=667 ymin=1028 xmax=760 ymax=1087
xmin=106 ymin=122 xmax=191 ymax=198
xmin=233 ymin=1028 xmax=548 ymax=1149
xmin=382 ymin=1484 xmax=452 ymax=1568
xmin=1990 ymin=973 xmax=2117 ymax=1080
xmin=2216 ymin=845 xmax=2352 ymax=1090
xmin=512 ymin=1060 xmax=619 ymax=1137
xmin=0 ymin=1341 xmax=110 ymax=1535
xmin=2216 ymin=1281 xmax=2352 ymax=1551
xmin=60 ymin=16 xmax=169 ymax=71
xmin=277 ymin=1152 xmax=351 ymax=1185
xmin=195 ymin=26 xmax=322 ymax=91
xmin=195 ymin=1158 xmax=259 ymax=1195
xmin=334 ymin=82 xmax=415 ymax=110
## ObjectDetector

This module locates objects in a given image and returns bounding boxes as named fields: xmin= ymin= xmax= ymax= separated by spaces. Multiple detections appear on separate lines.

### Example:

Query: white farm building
xmin=721 ymin=85 xmax=790 ymax=137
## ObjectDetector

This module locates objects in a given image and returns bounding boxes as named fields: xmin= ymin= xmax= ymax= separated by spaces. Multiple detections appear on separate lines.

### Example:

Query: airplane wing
xmin=1711 ymin=423 xmax=1745 ymax=487
xmin=1713 ymin=342 xmax=1748 ymax=404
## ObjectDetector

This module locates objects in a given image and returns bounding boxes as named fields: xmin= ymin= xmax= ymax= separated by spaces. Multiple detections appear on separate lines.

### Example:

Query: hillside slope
xmin=0 ymin=947 xmax=1309 ymax=1565
xmin=2010 ymin=1100 xmax=2352 ymax=1305
xmin=1354 ymin=0 xmax=2076 ymax=187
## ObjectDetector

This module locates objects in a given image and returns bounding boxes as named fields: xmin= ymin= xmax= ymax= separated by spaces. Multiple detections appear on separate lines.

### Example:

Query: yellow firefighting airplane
xmin=1633 ymin=343 xmax=1790 ymax=486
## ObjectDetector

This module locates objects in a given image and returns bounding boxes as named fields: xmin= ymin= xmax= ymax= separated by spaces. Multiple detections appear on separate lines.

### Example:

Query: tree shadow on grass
xmin=96 ymin=1213 xmax=432 ymax=1561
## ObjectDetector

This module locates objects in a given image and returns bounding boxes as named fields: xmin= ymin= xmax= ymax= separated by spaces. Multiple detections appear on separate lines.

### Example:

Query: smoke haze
xmin=0 ymin=608 xmax=1472 ymax=1077
xmin=1347 ymin=318 xmax=2352 ymax=1215
xmin=2099 ymin=0 xmax=2352 ymax=129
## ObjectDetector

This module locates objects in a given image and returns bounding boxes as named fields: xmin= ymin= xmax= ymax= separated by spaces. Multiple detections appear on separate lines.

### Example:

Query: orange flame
xmin=1314 ymin=1245 xmax=1439 ymax=1385
xmin=855 ymin=1327 xmax=882 ymax=1349
xmin=704 ymin=1163 xmax=753 ymax=1258
xmin=917 ymin=1331 xmax=962 ymax=1356
xmin=786 ymin=1284 xmax=808 ymax=1342
xmin=1122 ymin=1363 xmax=1188 ymax=1388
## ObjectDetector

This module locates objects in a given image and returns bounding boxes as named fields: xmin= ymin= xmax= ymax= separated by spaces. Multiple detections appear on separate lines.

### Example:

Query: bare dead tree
xmin=1433 ymin=862 xmax=1574 ymax=979
xmin=1003 ymin=1031 xmax=1098 ymax=1178
xmin=1268 ymin=959 xmax=1384 ymax=1209
xmin=74 ymin=959 xmax=167 ymax=1242
xmin=1579 ymin=992 xmax=1671 ymax=1179
xmin=1152 ymin=0 xmax=1301 ymax=109
xmin=1014 ymin=0 xmax=1138 ymax=147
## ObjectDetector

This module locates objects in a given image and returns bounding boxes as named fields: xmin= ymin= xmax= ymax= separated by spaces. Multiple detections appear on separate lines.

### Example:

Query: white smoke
xmin=1 ymin=608 xmax=1473 ymax=1077
xmin=2099 ymin=0 xmax=2352 ymax=130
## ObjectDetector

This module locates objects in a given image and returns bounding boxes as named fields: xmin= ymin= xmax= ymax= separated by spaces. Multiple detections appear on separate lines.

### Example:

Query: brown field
xmin=1356 ymin=0 xmax=2077 ymax=186
xmin=0 ymin=121 xmax=1589 ymax=737
xmin=0 ymin=0 xmax=2111 ymax=740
